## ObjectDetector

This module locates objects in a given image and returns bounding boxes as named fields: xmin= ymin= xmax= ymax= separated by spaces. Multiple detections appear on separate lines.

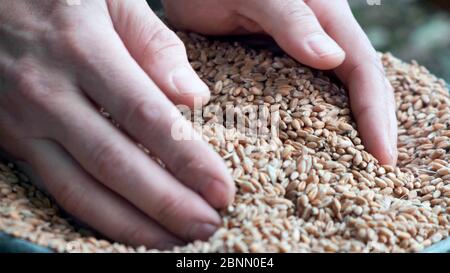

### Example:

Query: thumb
xmin=107 ymin=0 xmax=210 ymax=107
xmin=234 ymin=0 xmax=346 ymax=70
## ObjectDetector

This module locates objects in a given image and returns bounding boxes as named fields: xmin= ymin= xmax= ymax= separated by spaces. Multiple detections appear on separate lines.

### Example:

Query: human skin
xmin=0 ymin=0 xmax=397 ymax=249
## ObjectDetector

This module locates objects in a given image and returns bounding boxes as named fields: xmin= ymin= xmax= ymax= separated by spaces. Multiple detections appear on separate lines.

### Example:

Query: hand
xmin=0 ymin=0 xmax=235 ymax=249
xmin=163 ymin=0 xmax=398 ymax=166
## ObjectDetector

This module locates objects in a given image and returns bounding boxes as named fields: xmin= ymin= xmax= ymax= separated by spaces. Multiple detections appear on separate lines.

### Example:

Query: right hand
xmin=163 ymin=0 xmax=398 ymax=166
xmin=0 ymin=0 xmax=235 ymax=249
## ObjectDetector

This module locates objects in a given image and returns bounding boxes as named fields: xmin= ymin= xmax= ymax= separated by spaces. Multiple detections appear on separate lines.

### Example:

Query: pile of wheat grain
xmin=0 ymin=32 xmax=449 ymax=253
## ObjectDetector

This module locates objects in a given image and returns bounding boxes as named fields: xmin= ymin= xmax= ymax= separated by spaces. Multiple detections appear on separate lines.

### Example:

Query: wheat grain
xmin=0 ymin=32 xmax=449 ymax=253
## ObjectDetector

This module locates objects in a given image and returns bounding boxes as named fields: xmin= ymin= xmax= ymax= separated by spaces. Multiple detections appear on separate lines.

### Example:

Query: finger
xmin=234 ymin=0 xmax=345 ymax=70
xmin=161 ymin=0 xmax=260 ymax=35
xmin=47 ymin=90 xmax=222 ymax=242
xmin=107 ymin=0 xmax=210 ymax=107
xmin=23 ymin=138 xmax=184 ymax=249
xmin=75 ymin=29 xmax=235 ymax=209
xmin=307 ymin=0 xmax=397 ymax=165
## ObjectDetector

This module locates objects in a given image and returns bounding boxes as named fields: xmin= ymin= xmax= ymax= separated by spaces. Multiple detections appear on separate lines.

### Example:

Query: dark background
xmin=351 ymin=0 xmax=450 ymax=83
xmin=148 ymin=0 xmax=450 ymax=83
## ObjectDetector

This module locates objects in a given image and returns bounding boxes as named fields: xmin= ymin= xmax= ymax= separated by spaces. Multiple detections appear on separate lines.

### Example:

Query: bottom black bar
xmin=0 ymin=253 xmax=446 ymax=272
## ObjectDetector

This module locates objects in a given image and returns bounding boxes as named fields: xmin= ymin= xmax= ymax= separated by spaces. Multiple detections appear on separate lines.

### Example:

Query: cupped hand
xmin=163 ymin=0 xmax=398 ymax=166
xmin=0 ymin=0 xmax=235 ymax=249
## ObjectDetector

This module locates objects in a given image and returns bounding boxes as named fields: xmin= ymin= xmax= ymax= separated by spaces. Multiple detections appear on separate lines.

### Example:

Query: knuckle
xmin=155 ymin=192 xmax=186 ymax=226
xmin=346 ymin=57 xmax=384 ymax=85
xmin=2 ymin=59 xmax=68 ymax=139
xmin=141 ymin=25 xmax=186 ymax=62
xmin=355 ymin=103 xmax=377 ymax=123
xmin=14 ymin=59 xmax=40 ymax=94
xmin=12 ymin=58 xmax=57 ymax=106
xmin=283 ymin=2 xmax=315 ymax=23
xmin=49 ymin=26 xmax=115 ymax=68
xmin=123 ymin=97 xmax=164 ymax=137
xmin=290 ymin=12 xmax=318 ymax=31
xmin=171 ymin=152 xmax=201 ymax=180
xmin=92 ymin=140 xmax=127 ymax=182
xmin=279 ymin=2 xmax=321 ymax=34
xmin=54 ymin=17 xmax=84 ymax=36
xmin=53 ymin=30 xmax=88 ymax=60
xmin=54 ymin=182 xmax=87 ymax=217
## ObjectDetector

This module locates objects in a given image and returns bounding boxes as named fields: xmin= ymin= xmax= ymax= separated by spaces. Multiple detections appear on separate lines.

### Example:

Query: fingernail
xmin=188 ymin=223 xmax=219 ymax=241
xmin=171 ymin=66 xmax=210 ymax=96
xmin=306 ymin=33 xmax=344 ymax=57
